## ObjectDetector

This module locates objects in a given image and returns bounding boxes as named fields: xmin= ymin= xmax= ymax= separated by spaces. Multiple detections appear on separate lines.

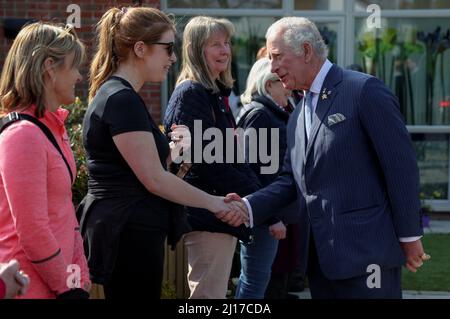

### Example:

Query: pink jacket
xmin=0 ymin=105 xmax=90 ymax=298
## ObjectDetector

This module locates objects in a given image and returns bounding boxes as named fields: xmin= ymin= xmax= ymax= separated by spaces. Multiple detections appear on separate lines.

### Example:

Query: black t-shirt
xmin=82 ymin=76 xmax=170 ymax=228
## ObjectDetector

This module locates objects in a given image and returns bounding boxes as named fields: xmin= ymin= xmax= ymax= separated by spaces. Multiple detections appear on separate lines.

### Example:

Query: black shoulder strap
xmin=236 ymin=102 xmax=266 ymax=128
xmin=0 ymin=112 xmax=74 ymax=183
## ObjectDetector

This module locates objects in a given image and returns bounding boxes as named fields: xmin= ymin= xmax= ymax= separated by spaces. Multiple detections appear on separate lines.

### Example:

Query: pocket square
xmin=328 ymin=113 xmax=346 ymax=126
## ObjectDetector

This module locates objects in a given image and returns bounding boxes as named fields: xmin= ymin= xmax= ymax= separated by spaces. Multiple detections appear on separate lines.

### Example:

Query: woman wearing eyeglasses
xmin=78 ymin=7 xmax=246 ymax=299
xmin=0 ymin=22 xmax=90 ymax=299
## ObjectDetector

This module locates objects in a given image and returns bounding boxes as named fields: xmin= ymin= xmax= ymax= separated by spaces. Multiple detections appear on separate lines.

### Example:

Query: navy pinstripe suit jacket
xmin=247 ymin=64 xmax=423 ymax=280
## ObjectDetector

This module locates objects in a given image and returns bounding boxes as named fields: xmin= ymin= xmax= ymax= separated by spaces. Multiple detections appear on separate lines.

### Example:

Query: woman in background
xmin=235 ymin=57 xmax=299 ymax=299
xmin=164 ymin=16 xmax=261 ymax=299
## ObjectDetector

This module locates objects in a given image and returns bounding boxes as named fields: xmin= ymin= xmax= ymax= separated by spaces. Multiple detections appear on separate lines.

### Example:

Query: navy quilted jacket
xmin=164 ymin=80 xmax=261 ymax=233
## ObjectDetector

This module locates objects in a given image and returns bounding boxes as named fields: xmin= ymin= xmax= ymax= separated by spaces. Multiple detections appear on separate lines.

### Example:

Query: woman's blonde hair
xmin=0 ymin=22 xmax=85 ymax=117
xmin=89 ymin=7 xmax=175 ymax=101
xmin=176 ymin=16 xmax=234 ymax=93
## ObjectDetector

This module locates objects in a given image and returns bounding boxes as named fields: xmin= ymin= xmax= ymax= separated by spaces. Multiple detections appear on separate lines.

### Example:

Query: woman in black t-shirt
xmin=77 ymin=7 xmax=247 ymax=299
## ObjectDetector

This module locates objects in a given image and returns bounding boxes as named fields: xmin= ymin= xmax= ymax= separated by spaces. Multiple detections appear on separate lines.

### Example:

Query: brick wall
xmin=0 ymin=0 xmax=163 ymax=122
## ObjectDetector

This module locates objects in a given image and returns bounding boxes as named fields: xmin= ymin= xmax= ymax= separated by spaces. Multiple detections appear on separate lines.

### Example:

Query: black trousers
xmin=265 ymin=273 xmax=290 ymax=299
xmin=103 ymin=223 xmax=167 ymax=299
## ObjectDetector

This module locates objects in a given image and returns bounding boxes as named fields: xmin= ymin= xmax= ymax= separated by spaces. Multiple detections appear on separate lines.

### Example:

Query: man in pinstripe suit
xmin=222 ymin=17 xmax=428 ymax=298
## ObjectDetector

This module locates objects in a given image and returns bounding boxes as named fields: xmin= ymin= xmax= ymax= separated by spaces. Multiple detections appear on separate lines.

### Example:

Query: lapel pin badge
xmin=322 ymin=88 xmax=331 ymax=100
xmin=321 ymin=88 xmax=331 ymax=100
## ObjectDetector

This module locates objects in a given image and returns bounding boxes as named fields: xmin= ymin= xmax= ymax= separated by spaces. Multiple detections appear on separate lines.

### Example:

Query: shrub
xmin=65 ymin=97 xmax=88 ymax=206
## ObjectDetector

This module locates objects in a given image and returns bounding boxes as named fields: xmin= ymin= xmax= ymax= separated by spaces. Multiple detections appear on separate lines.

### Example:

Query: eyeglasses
xmin=150 ymin=42 xmax=174 ymax=56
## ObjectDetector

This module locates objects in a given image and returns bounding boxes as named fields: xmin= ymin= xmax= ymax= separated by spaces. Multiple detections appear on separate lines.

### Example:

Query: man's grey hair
xmin=266 ymin=17 xmax=328 ymax=60
xmin=240 ymin=57 xmax=279 ymax=105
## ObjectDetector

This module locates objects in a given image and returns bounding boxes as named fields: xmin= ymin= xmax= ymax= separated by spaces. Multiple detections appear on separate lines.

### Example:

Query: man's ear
xmin=133 ymin=41 xmax=146 ymax=58
xmin=303 ymin=42 xmax=313 ymax=63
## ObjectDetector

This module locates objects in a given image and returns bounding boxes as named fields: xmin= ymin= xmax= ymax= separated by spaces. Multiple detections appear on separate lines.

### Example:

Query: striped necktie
xmin=304 ymin=90 xmax=314 ymax=140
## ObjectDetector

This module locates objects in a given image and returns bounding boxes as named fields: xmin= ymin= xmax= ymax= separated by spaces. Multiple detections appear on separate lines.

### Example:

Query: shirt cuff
xmin=242 ymin=197 xmax=254 ymax=228
xmin=399 ymin=236 xmax=422 ymax=243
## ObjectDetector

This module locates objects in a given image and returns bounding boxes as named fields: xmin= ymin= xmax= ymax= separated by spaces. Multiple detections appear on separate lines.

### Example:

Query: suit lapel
xmin=305 ymin=65 xmax=343 ymax=161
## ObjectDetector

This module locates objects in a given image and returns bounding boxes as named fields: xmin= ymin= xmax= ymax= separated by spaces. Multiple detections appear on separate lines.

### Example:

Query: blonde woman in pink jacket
xmin=0 ymin=22 xmax=91 ymax=299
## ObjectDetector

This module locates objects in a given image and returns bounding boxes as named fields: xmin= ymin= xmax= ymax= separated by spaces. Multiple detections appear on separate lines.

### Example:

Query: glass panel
xmin=166 ymin=16 xmax=279 ymax=103
xmin=295 ymin=0 xmax=344 ymax=10
xmin=166 ymin=17 xmax=340 ymax=104
xmin=355 ymin=18 xmax=450 ymax=125
xmin=315 ymin=22 xmax=339 ymax=64
xmin=355 ymin=0 xmax=450 ymax=10
xmin=167 ymin=0 xmax=282 ymax=9
xmin=412 ymin=133 xmax=449 ymax=200
xmin=231 ymin=17 xmax=280 ymax=93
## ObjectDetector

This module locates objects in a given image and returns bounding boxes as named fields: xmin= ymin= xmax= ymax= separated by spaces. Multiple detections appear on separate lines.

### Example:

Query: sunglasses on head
xmin=32 ymin=23 xmax=77 ymax=57
xmin=150 ymin=41 xmax=174 ymax=56
xmin=53 ymin=23 xmax=77 ymax=41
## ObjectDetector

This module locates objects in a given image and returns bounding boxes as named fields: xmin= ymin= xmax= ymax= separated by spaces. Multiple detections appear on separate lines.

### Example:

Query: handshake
xmin=209 ymin=193 xmax=287 ymax=240
xmin=210 ymin=193 xmax=249 ymax=227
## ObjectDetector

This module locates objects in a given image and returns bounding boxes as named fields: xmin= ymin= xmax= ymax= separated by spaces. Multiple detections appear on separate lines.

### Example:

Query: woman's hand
xmin=168 ymin=124 xmax=191 ymax=165
xmin=169 ymin=124 xmax=191 ymax=150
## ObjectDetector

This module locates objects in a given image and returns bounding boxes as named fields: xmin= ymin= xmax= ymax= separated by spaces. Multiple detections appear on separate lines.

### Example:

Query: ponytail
xmin=88 ymin=8 xmax=122 ymax=102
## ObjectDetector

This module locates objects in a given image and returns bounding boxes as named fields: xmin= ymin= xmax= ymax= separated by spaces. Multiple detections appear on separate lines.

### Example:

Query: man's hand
xmin=400 ymin=239 xmax=430 ymax=273
xmin=0 ymin=259 xmax=30 ymax=299
xmin=224 ymin=193 xmax=243 ymax=204
xmin=269 ymin=221 xmax=286 ymax=240
xmin=208 ymin=196 xmax=248 ymax=227
xmin=220 ymin=193 xmax=249 ymax=225
xmin=223 ymin=193 xmax=249 ymax=216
